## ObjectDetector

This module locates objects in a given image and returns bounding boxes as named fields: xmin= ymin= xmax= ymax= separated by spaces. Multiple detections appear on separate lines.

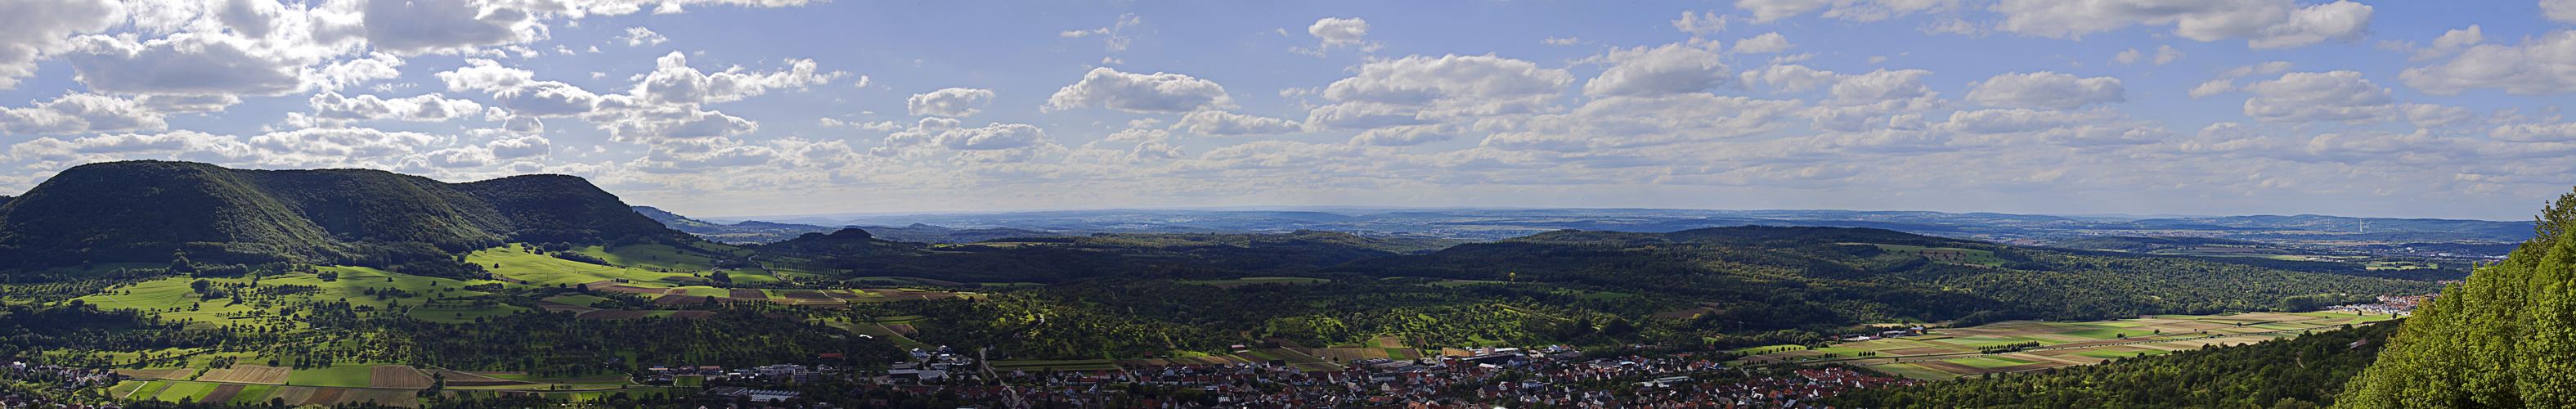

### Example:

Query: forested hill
xmin=1326 ymin=226 xmax=2438 ymax=326
xmin=2337 ymin=192 xmax=2576 ymax=408
xmin=751 ymin=229 xmax=1467 ymax=283
xmin=0 ymin=160 xmax=681 ymax=271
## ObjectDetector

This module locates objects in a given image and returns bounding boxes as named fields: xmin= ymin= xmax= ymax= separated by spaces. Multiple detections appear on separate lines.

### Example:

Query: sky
xmin=0 ymin=0 xmax=2571 ymax=220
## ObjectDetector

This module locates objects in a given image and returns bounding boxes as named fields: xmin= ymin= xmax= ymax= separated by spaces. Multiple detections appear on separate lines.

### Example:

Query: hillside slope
xmin=2338 ymin=191 xmax=2576 ymax=408
xmin=0 ymin=160 xmax=678 ymax=270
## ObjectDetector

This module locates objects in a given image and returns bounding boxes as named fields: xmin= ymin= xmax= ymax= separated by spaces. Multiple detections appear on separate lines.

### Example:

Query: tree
xmin=170 ymin=254 xmax=196 ymax=275
xmin=190 ymin=279 xmax=212 ymax=294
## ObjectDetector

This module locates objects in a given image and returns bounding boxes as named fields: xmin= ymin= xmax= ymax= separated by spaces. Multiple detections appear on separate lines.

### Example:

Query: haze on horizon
xmin=0 ymin=0 xmax=2571 ymax=221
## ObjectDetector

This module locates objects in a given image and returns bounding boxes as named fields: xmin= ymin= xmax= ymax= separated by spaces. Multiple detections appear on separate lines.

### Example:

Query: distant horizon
xmin=673 ymin=205 xmax=2521 ymax=224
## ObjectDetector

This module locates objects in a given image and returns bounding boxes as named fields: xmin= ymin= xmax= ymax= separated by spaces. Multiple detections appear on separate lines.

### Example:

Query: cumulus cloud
xmin=631 ymin=52 xmax=844 ymax=106
xmin=1308 ymin=17 xmax=1376 ymax=50
xmin=1729 ymin=33 xmax=1793 ymax=54
xmin=361 ymin=0 xmax=544 ymax=55
xmin=1672 ymin=11 xmax=1728 ymax=34
xmin=1992 ymin=0 xmax=2372 ymax=49
xmin=601 ymin=109 xmax=758 ymax=142
xmin=620 ymin=26 xmax=669 ymax=47
xmin=0 ymin=0 xmax=117 ymax=90
xmin=1308 ymin=54 xmax=1573 ymax=130
xmin=1350 ymin=124 xmax=1464 ymax=146
xmin=1043 ymin=67 xmax=1234 ymax=114
xmin=487 ymin=134 xmax=551 ymax=159
xmin=302 ymin=92 xmax=484 ymax=125
xmin=1964 ymin=71 xmax=2125 ymax=110
xmin=873 ymin=118 xmax=1056 ymax=160
xmin=2548 ymin=0 xmax=2576 ymax=24
xmin=61 ymin=34 xmax=307 ymax=97
xmin=2377 ymin=25 xmax=2483 ymax=61
xmin=0 ymin=93 xmax=165 ymax=135
xmin=1941 ymin=108 xmax=2120 ymax=133
xmin=2493 ymin=122 xmax=2576 ymax=142
xmin=1175 ymin=110 xmax=1301 ymax=136
xmin=907 ymin=88 xmax=994 ymax=117
xmin=1826 ymin=69 xmax=1939 ymax=107
xmin=2188 ymin=79 xmax=2238 ymax=97
xmin=2400 ymin=30 xmax=2576 ymax=96
xmin=1584 ymin=42 xmax=1730 ymax=97
xmin=1740 ymin=65 xmax=1842 ymax=93
xmin=2242 ymin=70 xmax=2395 ymax=123
xmin=1481 ymin=94 xmax=1802 ymax=152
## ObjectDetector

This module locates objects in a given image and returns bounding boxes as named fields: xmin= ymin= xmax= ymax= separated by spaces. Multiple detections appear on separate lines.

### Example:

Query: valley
xmin=0 ymin=161 xmax=2496 ymax=408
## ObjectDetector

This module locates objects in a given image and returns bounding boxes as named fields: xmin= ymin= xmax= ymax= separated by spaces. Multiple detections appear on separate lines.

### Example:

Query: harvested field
xmin=783 ymin=290 xmax=832 ymax=299
xmin=272 ymin=388 xmax=315 ymax=406
xmin=339 ymin=389 xmax=416 ymax=407
xmin=1371 ymin=336 xmax=1405 ymax=348
xmin=368 ymin=366 xmax=433 ymax=389
xmin=881 ymin=323 xmax=918 ymax=335
xmin=1909 ymin=360 xmax=1983 ymax=376
xmin=1882 ymin=347 xmax=1964 ymax=356
xmin=653 ymin=294 xmax=709 ymax=304
xmin=201 ymin=384 xmax=244 ymax=403
xmin=114 ymin=369 xmax=193 ymax=380
xmin=198 ymin=365 xmax=291 ymax=384
xmin=298 ymin=389 xmax=346 ymax=406
xmin=728 ymin=289 xmax=766 ymax=299
xmin=428 ymin=371 xmax=525 ymax=386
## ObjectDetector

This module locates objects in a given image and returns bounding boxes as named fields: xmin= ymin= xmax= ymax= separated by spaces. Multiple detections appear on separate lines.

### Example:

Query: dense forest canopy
xmin=2338 ymin=189 xmax=2576 ymax=408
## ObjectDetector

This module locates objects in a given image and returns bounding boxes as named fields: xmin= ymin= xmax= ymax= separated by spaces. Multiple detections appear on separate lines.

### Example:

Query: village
xmin=654 ymin=344 xmax=1923 ymax=408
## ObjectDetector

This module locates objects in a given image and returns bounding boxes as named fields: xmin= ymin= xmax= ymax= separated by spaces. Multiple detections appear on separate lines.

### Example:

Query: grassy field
xmin=1777 ymin=311 xmax=2380 ymax=380
xmin=285 ymin=365 xmax=375 ymax=388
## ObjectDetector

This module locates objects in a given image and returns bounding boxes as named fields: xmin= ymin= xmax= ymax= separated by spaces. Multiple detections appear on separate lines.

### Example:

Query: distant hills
xmin=677 ymin=207 xmax=2531 ymax=254
xmin=0 ymin=160 xmax=680 ymax=271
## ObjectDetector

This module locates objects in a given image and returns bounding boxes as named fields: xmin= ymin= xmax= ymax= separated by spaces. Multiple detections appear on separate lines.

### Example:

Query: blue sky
xmin=0 ymin=0 xmax=2572 ymax=220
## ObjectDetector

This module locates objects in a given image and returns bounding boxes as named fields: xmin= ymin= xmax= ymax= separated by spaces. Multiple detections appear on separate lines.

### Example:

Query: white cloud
xmin=1673 ymin=11 xmax=1728 ymax=34
xmin=1584 ymin=42 xmax=1730 ymax=97
xmin=1964 ymin=71 xmax=2125 ymax=110
xmin=1992 ymin=0 xmax=2372 ymax=49
xmin=1826 ymin=69 xmax=1938 ymax=107
xmin=907 ymin=88 xmax=994 ymax=117
xmin=1060 ymin=13 xmax=1141 ymax=52
xmin=361 ymin=0 xmax=544 ymax=55
xmin=601 ymin=109 xmax=758 ymax=142
xmin=2219 ymin=61 xmax=2296 ymax=78
xmin=2242 ymin=70 xmax=2395 ymax=123
xmin=1043 ymin=67 xmax=1235 ymax=114
xmin=1941 ymin=108 xmax=2120 ymax=133
xmin=302 ymin=92 xmax=484 ymax=125
xmin=1542 ymin=37 xmax=1581 ymax=46
xmin=487 ymin=134 xmax=551 ymax=159
xmin=1176 ymin=110 xmax=1301 ymax=136
xmin=874 ymin=119 xmax=1055 ymax=159
xmin=2547 ymin=0 xmax=2576 ymax=24
xmin=620 ymin=26 xmax=669 ymax=47
xmin=2379 ymin=25 xmax=2485 ymax=61
xmin=631 ymin=52 xmax=844 ymax=106
xmin=1481 ymin=94 xmax=1802 ymax=152
xmin=0 ymin=0 xmax=117 ymax=90
xmin=2153 ymin=45 xmax=2184 ymax=65
xmin=1730 ymin=33 xmax=1794 ymax=54
xmin=1740 ymin=65 xmax=1842 ymax=93
xmin=61 ymin=34 xmax=307 ymax=97
xmin=2493 ymin=122 xmax=2576 ymax=142
xmin=2399 ymin=30 xmax=2576 ymax=96
xmin=1308 ymin=54 xmax=1573 ymax=129
xmin=2188 ymin=79 xmax=2237 ymax=97
xmin=1736 ymin=0 xmax=1959 ymax=24
xmin=2114 ymin=48 xmax=2143 ymax=65
xmin=1309 ymin=17 xmax=1369 ymax=46
xmin=0 ymin=93 xmax=165 ymax=135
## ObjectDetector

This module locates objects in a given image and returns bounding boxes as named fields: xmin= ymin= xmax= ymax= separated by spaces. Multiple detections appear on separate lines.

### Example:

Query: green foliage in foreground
xmin=2338 ymin=189 xmax=2576 ymax=409
xmin=1828 ymin=321 xmax=2399 ymax=409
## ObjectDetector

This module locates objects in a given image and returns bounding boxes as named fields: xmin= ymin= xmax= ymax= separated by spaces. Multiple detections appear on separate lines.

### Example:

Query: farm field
xmin=1749 ymin=311 xmax=2392 ymax=380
